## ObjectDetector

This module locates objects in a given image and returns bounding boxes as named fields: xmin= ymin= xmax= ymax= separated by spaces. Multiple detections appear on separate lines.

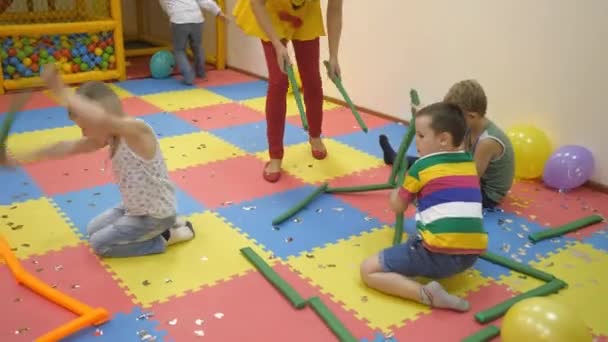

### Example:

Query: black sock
xmin=162 ymin=229 xmax=171 ymax=241
xmin=379 ymin=134 xmax=396 ymax=165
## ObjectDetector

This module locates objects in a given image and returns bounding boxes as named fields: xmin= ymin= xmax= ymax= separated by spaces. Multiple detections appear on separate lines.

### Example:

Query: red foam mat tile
xmin=174 ymin=102 xmax=264 ymax=131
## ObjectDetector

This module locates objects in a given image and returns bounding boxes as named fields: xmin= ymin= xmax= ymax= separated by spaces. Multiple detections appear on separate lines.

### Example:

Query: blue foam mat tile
xmin=473 ymin=211 xmax=577 ymax=279
xmin=333 ymin=122 xmax=418 ymax=160
xmin=63 ymin=307 xmax=168 ymax=341
xmin=51 ymin=183 xmax=122 ymax=238
xmin=175 ymin=186 xmax=206 ymax=216
xmin=215 ymin=186 xmax=382 ymax=259
xmin=114 ymin=78 xmax=192 ymax=96
xmin=0 ymin=166 xmax=43 ymax=205
xmin=206 ymin=80 xmax=268 ymax=101
xmin=140 ymin=112 xmax=201 ymax=138
xmin=2 ymin=106 xmax=73 ymax=134
xmin=209 ymin=120 xmax=308 ymax=153
xmin=361 ymin=332 xmax=399 ymax=342
xmin=582 ymin=227 xmax=608 ymax=252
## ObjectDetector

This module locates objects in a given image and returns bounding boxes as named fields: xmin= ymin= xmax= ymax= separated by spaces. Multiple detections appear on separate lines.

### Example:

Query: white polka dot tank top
xmin=111 ymin=135 xmax=176 ymax=218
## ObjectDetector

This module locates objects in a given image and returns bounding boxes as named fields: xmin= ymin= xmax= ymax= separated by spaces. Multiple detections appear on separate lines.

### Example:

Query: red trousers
xmin=262 ymin=38 xmax=323 ymax=159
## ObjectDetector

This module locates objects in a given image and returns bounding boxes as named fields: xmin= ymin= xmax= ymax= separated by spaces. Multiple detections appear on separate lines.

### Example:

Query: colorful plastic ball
xmin=102 ymin=53 xmax=110 ymax=61
xmin=105 ymin=46 xmax=114 ymax=54
xmin=91 ymin=35 xmax=99 ymax=43
xmin=109 ymin=55 xmax=115 ymax=63
xmin=543 ymin=145 xmax=595 ymax=191
xmin=14 ymin=40 xmax=23 ymax=49
xmin=40 ymin=49 xmax=49 ymax=58
xmin=16 ymin=50 xmax=26 ymax=60
xmin=24 ymin=69 xmax=33 ymax=77
xmin=73 ymin=57 xmax=82 ymax=65
xmin=150 ymin=50 xmax=175 ymax=78
xmin=94 ymin=47 xmax=103 ymax=56
xmin=9 ymin=56 xmax=19 ymax=66
xmin=30 ymin=63 xmax=39 ymax=73
xmin=62 ymin=63 xmax=71 ymax=73
xmin=23 ymin=57 xmax=32 ymax=66
xmin=23 ymin=45 xmax=33 ymax=56
xmin=506 ymin=124 xmax=552 ymax=179
xmin=30 ymin=54 xmax=39 ymax=63
xmin=101 ymin=61 xmax=108 ymax=70
xmin=6 ymin=65 xmax=15 ymax=74
xmin=80 ymin=63 xmax=89 ymax=71
xmin=72 ymin=64 xmax=80 ymax=73
xmin=95 ymin=56 xmax=102 ymax=64
xmin=16 ymin=64 xmax=26 ymax=73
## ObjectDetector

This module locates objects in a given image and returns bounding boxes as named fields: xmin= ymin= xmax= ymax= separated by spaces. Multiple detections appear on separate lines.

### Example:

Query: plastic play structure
xmin=0 ymin=0 xmax=226 ymax=94
xmin=0 ymin=235 xmax=110 ymax=341
xmin=0 ymin=0 xmax=126 ymax=94
xmin=121 ymin=0 xmax=226 ymax=69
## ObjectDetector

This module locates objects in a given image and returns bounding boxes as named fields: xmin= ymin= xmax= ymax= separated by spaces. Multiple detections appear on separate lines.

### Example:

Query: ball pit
xmin=1 ymin=31 xmax=117 ymax=80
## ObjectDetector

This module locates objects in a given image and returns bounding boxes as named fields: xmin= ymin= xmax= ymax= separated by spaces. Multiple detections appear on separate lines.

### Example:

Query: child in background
xmin=380 ymin=80 xmax=514 ymax=208
xmin=361 ymin=102 xmax=487 ymax=312
xmin=1 ymin=65 xmax=195 ymax=258
xmin=159 ymin=0 xmax=228 ymax=85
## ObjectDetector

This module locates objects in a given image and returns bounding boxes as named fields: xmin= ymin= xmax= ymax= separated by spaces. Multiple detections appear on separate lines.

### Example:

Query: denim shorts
xmin=379 ymin=235 xmax=479 ymax=279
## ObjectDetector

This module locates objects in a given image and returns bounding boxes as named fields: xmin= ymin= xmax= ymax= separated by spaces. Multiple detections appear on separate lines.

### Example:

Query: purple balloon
xmin=543 ymin=145 xmax=595 ymax=190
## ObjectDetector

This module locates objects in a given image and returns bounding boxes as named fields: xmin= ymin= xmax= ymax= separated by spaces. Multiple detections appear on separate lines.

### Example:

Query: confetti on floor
xmin=1 ymin=60 xmax=607 ymax=341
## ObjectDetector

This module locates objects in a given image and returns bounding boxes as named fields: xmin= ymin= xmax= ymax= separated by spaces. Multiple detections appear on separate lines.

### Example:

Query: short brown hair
xmin=75 ymin=81 xmax=123 ymax=116
xmin=416 ymin=102 xmax=467 ymax=147
xmin=443 ymin=79 xmax=487 ymax=116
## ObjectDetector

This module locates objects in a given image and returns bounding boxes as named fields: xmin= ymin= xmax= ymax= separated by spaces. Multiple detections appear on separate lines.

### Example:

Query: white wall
xmin=225 ymin=0 xmax=608 ymax=185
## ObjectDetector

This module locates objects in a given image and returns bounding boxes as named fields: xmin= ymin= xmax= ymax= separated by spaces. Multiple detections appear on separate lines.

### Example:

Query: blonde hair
xmin=443 ymin=79 xmax=487 ymax=116
xmin=75 ymin=81 xmax=123 ymax=116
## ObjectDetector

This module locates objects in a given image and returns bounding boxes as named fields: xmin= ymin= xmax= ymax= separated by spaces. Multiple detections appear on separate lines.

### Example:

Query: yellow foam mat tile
xmin=159 ymin=131 xmax=246 ymax=171
xmin=6 ymin=126 xmax=82 ymax=162
xmin=498 ymin=242 xmax=608 ymax=335
xmin=241 ymin=95 xmax=342 ymax=117
xmin=255 ymin=139 xmax=384 ymax=184
xmin=102 ymin=211 xmax=271 ymax=307
xmin=287 ymin=227 xmax=488 ymax=331
xmin=107 ymin=83 xmax=132 ymax=99
xmin=141 ymin=88 xmax=231 ymax=112
xmin=0 ymin=198 xmax=81 ymax=259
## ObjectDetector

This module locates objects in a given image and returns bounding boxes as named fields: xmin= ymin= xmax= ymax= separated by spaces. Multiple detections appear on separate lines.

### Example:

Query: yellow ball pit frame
xmin=0 ymin=0 xmax=126 ymax=95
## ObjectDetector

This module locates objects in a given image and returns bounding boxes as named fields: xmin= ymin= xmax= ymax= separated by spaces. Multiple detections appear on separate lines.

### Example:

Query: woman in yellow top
xmin=233 ymin=0 xmax=343 ymax=182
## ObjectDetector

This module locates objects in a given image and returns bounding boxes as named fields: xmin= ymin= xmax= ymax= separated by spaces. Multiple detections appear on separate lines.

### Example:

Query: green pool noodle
xmin=0 ymin=111 xmax=17 ymax=150
xmin=286 ymin=62 xmax=308 ymax=130
xmin=307 ymin=297 xmax=358 ymax=342
xmin=462 ymin=325 xmax=500 ymax=342
xmin=393 ymin=212 xmax=405 ymax=245
xmin=240 ymin=247 xmax=307 ymax=309
xmin=322 ymin=60 xmax=367 ymax=133
xmin=272 ymin=183 xmax=328 ymax=225
xmin=325 ymin=182 xmax=394 ymax=194
xmin=480 ymin=252 xmax=554 ymax=282
xmin=528 ymin=214 xmax=605 ymax=243
xmin=0 ymin=91 xmax=31 ymax=149
xmin=388 ymin=89 xmax=419 ymax=185
xmin=474 ymin=278 xmax=567 ymax=324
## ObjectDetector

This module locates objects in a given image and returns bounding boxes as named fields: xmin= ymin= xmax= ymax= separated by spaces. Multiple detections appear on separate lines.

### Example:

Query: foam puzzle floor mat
xmin=1 ymin=69 xmax=607 ymax=341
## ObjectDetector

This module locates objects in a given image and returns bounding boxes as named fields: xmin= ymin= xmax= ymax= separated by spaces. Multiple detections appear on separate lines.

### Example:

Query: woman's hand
xmin=273 ymin=42 xmax=291 ymax=74
xmin=326 ymin=57 xmax=341 ymax=81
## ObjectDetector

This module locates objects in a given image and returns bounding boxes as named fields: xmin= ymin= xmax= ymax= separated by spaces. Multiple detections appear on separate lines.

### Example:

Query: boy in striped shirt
xmin=361 ymin=102 xmax=487 ymax=312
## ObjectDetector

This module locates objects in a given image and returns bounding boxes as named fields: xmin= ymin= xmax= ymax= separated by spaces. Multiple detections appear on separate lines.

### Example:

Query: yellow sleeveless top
xmin=232 ymin=0 xmax=325 ymax=41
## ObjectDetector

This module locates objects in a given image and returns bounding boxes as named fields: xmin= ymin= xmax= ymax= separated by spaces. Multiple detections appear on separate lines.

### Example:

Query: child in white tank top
xmin=0 ymin=65 xmax=196 ymax=258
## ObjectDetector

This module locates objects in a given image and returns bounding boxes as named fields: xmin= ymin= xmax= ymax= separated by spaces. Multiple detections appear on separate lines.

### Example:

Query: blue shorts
xmin=379 ymin=235 xmax=479 ymax=279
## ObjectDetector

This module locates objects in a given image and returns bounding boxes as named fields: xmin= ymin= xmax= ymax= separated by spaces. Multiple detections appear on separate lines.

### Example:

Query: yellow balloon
xmin=501 ymin=297 xmax=592 ymax=342
xmin=506 ymin=125 xmax=552 ymax=179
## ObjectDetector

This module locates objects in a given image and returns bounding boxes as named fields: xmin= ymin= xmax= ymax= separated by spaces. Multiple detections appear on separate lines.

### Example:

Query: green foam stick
xmin=307 ymin=297 xmax=358 ymax=342
xmin=462 ymin=325 xmax=500 ymax=342
xmin=272 ymin=183 xmax=328 ymax=225
xmin=322 ymin=60 xmax=368 ymax=133
xmin=0 ymin=91 xmax=31 ymax=149
xmin=240 ymin=247 xmax=307 ymax=309
xmin=480 ymin=252 xmax=554 ymax=282
xmin=388 ymin=89 xmax=419 ymax=185
xmin=474 ymin=278 xmax=567 ymax=324
xmin=528 ymin=214 xmax=605 ymax=243
xmin=325 ymin=183 xmax=394 ymax=194
xmin=285 ymin=62 xmax=308 ymax=131
xmin=393 ymin=212 xmax=404 ymax=245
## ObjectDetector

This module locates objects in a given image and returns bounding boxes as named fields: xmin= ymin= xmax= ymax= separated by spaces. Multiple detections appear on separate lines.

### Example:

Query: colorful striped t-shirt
xmin=398 ymin=151 xmax=488 ymax=254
